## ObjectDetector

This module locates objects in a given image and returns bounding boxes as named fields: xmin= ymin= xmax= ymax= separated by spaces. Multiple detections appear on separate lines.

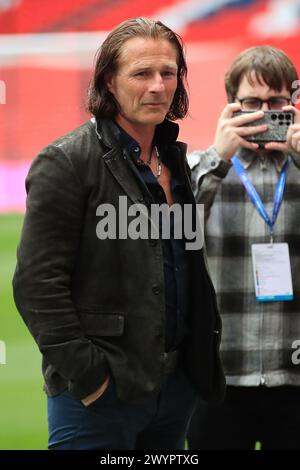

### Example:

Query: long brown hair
xmin=87 ymin=17 xmax=189 ymax=120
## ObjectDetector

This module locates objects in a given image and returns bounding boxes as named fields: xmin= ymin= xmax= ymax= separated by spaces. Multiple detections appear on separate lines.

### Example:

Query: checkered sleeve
xmin=289 ymin=151 xmax=300 ymax=169
xmin=187 ymin=146 xmax=232 ymax=219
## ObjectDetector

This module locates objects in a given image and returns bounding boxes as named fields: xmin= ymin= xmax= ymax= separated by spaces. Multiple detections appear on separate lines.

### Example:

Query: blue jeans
xmin=47 ymin=361 xmax=198 ymax=450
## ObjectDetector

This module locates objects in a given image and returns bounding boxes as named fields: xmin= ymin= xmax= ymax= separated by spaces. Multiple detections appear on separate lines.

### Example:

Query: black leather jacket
xmin=12 ymin=118 xmax=225 ymax=403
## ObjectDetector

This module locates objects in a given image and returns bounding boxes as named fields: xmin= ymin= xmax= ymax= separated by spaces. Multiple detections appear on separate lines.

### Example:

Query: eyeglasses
xmin=236 ymin=96 xmax=291 ymax=111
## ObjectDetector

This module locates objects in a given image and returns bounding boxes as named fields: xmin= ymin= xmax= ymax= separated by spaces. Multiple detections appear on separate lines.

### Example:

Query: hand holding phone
xmin=212 ymin=103 xmax=267 ymax=160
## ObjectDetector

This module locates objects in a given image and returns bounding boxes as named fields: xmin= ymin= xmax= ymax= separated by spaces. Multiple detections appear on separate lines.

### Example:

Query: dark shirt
xmin=111 ymin=120 xmax=191 ymax=352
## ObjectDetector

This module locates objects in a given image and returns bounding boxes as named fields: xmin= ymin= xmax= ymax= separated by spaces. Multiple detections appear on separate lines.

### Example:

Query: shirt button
xmin=152 ymin=285 xmax=160 ymax=295
xmin=134 ymin=146 xmax=140 ymax=153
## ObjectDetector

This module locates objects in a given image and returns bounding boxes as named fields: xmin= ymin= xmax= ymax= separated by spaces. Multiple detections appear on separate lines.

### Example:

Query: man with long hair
xmin=13 ymin=18 xmax=225 ymax=450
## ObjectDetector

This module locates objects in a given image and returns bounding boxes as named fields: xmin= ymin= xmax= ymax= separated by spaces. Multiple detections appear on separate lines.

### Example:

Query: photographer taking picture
xmin=188 ymin=45 xmax=300 ymax=450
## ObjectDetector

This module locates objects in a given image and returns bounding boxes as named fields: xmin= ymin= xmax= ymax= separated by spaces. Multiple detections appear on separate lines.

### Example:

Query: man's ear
xmin=105 ymin=73 xmax=114 ymax=93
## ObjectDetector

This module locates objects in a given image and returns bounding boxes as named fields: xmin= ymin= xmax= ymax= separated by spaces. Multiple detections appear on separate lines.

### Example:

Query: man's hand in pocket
xmin=81 ymin=376 xmax=110 ymax=407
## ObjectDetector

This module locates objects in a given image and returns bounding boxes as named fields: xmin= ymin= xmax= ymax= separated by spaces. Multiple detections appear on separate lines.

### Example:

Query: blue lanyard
xmin=232 ymin=154 xmax=291 ymax=241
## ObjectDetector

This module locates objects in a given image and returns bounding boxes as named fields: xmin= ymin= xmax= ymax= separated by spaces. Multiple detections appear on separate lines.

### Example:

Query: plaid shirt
xmin=189 ymin=147 xmax=300 ymax=386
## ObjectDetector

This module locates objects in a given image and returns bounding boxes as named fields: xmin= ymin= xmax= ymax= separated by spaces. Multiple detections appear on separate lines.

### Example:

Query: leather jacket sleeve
xmin=12 ymin=144 xmax=109 ymax=400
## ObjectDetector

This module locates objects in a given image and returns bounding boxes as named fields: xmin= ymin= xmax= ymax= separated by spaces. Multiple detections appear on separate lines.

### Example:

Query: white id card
xmin=251 ymin=243 xmax=293 ymax=302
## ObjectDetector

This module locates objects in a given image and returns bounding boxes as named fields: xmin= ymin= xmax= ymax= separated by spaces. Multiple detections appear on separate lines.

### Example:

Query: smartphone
xmin=232 ymin=110 xmax=294 ymax=143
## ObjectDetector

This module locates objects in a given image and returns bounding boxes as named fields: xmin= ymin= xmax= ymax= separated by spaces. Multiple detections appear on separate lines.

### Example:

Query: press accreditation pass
xmin=251 ymin=243 xmax=293 ymax=302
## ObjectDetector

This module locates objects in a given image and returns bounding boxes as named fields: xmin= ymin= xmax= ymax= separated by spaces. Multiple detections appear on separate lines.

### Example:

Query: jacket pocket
xmin=78 ymin=312 xmax=124 ymax=337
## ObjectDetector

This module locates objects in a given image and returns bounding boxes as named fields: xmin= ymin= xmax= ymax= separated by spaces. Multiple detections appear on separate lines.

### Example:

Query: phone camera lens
xmin=285 ymin=114 xmax=291 ymax=120
xmin=278 ymin=113 xmax=284 ymax=121
xmin=271 ymin=114 xmax=277 ymax=120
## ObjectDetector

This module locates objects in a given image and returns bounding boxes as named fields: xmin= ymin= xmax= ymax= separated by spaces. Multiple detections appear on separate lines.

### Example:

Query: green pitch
xmin=0 ymin=214 xmax=47 ymax=450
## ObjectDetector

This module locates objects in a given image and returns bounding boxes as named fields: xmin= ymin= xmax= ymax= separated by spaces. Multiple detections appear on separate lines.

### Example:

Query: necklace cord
xmin=147 ymin=145 xmax=161 ymax=179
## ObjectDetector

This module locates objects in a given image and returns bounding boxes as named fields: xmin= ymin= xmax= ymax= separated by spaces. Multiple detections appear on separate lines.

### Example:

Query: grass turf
xmin=0 ymin=214 xmax=47 ymax=450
